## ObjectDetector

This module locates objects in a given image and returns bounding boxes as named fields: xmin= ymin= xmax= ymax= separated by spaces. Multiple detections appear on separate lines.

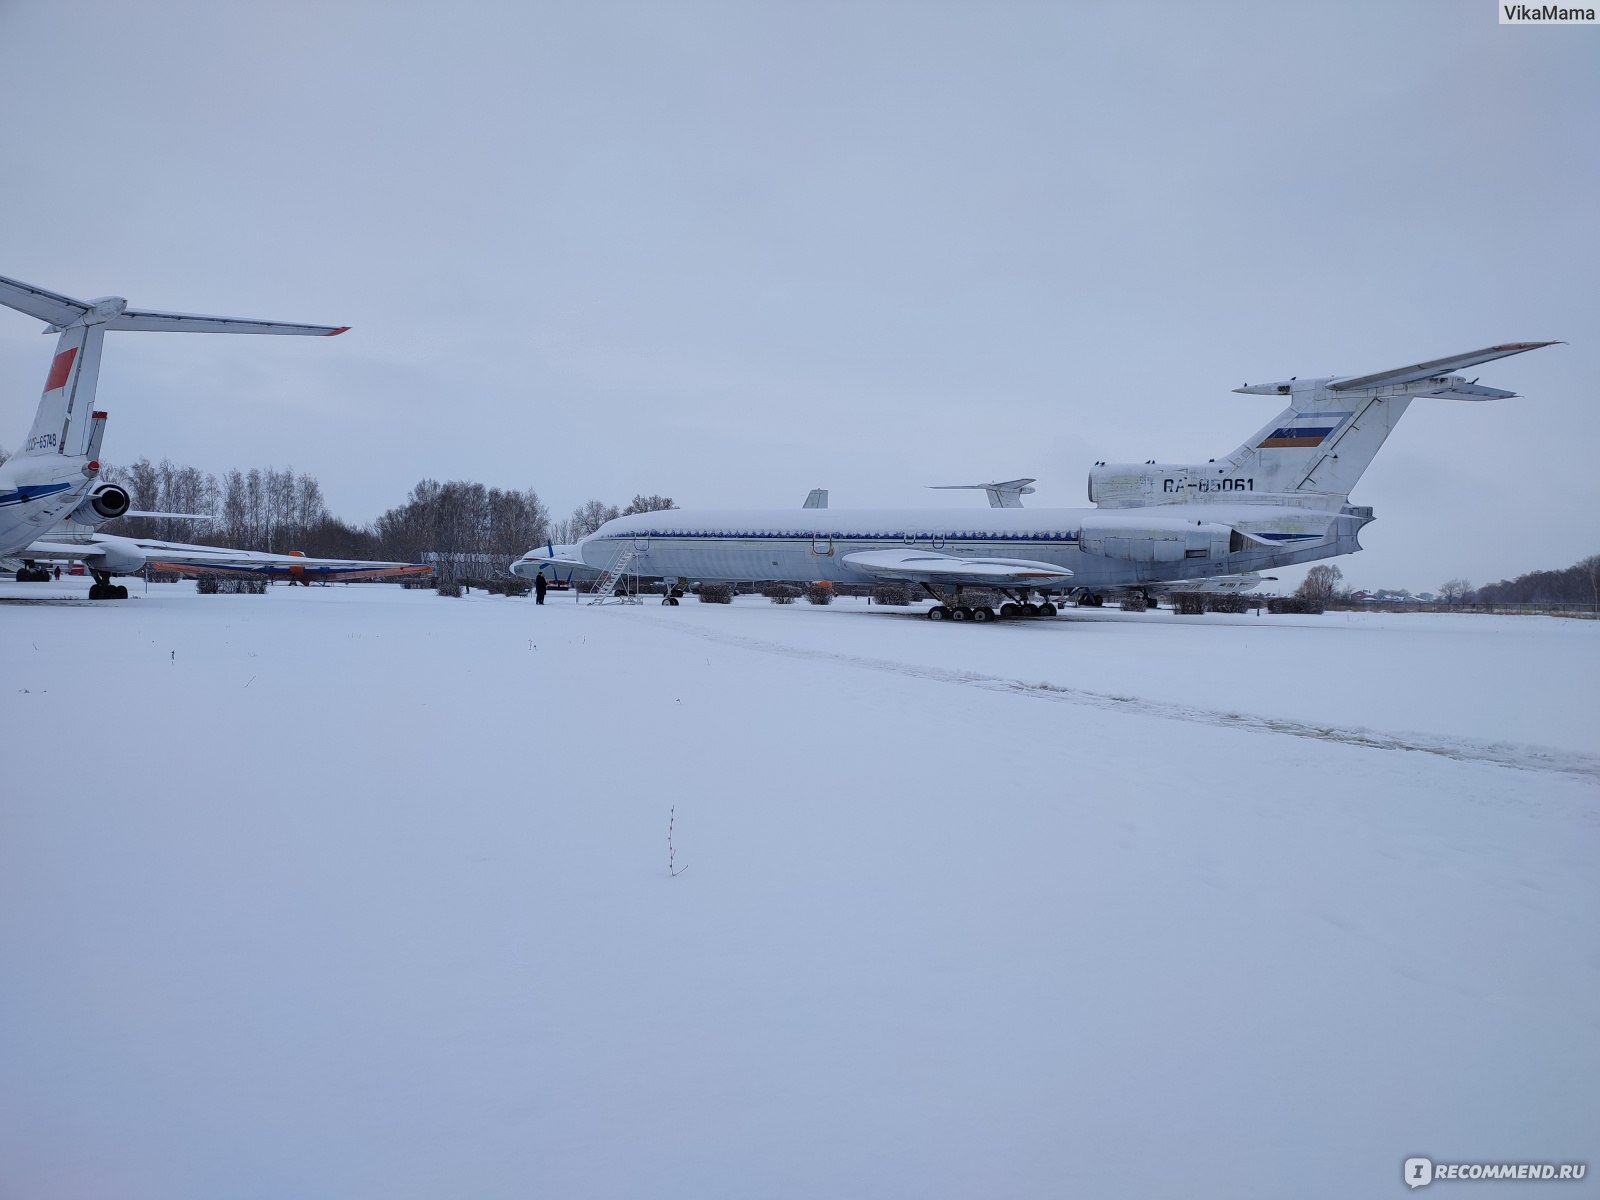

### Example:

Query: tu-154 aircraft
xmin=520 ymin=342 xmax=1559 ymax=621
xmin=0 ymin=272 xmax=428 ymax=597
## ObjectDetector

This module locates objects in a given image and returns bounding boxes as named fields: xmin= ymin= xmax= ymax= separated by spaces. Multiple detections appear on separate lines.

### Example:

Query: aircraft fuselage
xmin=573 ymin=502 xmax=1368 ymax=590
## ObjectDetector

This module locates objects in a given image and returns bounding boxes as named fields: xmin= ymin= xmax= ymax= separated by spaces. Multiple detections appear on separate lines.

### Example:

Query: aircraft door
xmin=633 ymin=536 xmax=650 ymax=552
xmin=811 ymin=535 xmax=833 ymax=556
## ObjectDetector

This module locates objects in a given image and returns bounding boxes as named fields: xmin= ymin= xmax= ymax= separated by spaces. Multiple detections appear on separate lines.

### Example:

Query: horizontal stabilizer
xmin=843 ymin=548 xmax=1072 ymax=587
xmin=0 ymin=271 xmax=347 ymax=336
xmin=105 ymin=311 xmax=348 ymax=336
xmin=1327 ymin=342 xmax=1559 ymax=392
xmin=0 ymin=275 xmax=87 ymax=328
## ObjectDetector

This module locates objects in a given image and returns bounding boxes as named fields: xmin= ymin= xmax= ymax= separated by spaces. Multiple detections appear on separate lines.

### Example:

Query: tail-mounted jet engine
xmin=1077 ymin=515 xmax=1247 ymax=563
xmin=69 ymin=482 xmax=131 ymax=524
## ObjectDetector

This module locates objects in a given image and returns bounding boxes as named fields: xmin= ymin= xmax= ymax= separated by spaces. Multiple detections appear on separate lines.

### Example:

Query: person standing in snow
xmin=534 ymin=572 xmax=547 ymax=605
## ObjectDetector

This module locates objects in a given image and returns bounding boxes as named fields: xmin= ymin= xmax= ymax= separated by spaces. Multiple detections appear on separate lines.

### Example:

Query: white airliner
xmin=518 ymin=343 xmax=1559 ymax=621
xmin=1 ymin=272 xmax=430 ymax=597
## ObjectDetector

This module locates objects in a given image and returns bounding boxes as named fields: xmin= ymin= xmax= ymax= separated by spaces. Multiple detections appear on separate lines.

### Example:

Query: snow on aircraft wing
xmin=106 ymin=311 xmax=348 ymax=336
xmin=0 ymin=274 xmax=90 ymax=329
xmin=1327 ymin=342 xmax=1560 ymax=392
xmin=0 ymin=273 xmax=349 ymax=337
xmin=142 ymin=541 xmax=429 ymax=579
xmin=20 ymin=535 xmax=430 ymax=580
xmin=12 ymin=540 xmax=89 ymax=562
xmin=842 ymin=549 xmax=1073 ymax=586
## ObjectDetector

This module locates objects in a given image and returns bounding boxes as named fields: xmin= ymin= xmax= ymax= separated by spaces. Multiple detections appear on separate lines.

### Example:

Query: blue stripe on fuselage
xmin=0 ymin=482 xmax=75 ymax=508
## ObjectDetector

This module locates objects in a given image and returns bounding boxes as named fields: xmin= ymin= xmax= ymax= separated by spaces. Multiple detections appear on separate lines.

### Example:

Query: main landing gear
xmin=14 ymin=563 xmax=51 ymax=582
xmin=919 ymin=584 xmax=1058 ymax=623
xmin=88 ymin=569 xmax=128 ymax=600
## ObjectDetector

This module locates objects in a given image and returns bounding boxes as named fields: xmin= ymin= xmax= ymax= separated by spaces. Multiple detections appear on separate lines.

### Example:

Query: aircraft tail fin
xmin=1223 ymin=342 xmax=1559 ymax=497
xmin=15 ymin=325 xmax=107 ymax=460
xmin=1 ymin=271 xmax=347 ymax=463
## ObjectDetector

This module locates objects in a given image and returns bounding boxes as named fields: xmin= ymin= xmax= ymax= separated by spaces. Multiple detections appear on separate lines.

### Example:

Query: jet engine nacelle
xmin=68 ymin=482 xmax=131 ymax=525
xmin=1077 ymin=516 xmax=1238 ymax=563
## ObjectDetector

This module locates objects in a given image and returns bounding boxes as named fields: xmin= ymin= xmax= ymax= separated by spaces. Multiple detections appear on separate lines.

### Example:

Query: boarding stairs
xmin=587 ymin=545 xmax=642 ymax=604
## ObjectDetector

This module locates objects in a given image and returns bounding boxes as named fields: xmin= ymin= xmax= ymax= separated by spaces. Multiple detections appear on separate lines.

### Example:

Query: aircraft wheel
xmin=970 ymin=606 xmax=993 ymax=623
xmin=950 ymin=606 xmax=971 ymax=622
xmin=1039 ymin=602 xmax=1057 ymax=617
xmin=15 ymin=568 xmax=28 ymax=582
xmin=999 ymin=602 xmax=1020 ymax=619
xmin=114 ymin=584 xmax=129 ymax=599
xmin=926 ymin=606 xmax=948 ymax=621
xmin=1023 ymin=602 xmax=1041 ymax=616
xmin=88 ymin=584 xmax=104 ymax=600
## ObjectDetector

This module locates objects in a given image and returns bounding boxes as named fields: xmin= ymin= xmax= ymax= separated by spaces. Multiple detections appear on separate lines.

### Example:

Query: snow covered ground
xmin=2 ymin=580 xmax=1596 ymax=1199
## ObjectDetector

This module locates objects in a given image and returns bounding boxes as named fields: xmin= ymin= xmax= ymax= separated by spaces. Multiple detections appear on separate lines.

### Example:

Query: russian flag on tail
xmin=1256 ymin=411 xmax=1351 ymax=449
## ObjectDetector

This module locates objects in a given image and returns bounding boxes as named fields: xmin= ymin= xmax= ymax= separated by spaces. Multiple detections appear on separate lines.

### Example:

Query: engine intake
xmin=71 ymin=482 xmax=131 ymax=524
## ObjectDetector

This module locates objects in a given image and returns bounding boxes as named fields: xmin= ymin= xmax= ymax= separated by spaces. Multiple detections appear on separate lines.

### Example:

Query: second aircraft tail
xmin=1 ymin=271 xmax=348 ymax=465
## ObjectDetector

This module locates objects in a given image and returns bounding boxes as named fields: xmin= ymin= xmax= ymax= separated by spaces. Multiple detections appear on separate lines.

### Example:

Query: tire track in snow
xmin=633 ymin=612 xmax=1600 ymax=782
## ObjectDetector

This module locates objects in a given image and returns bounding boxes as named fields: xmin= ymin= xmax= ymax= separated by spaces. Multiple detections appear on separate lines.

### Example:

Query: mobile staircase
xmin=587 ymin=545 xmax=642 ymax=604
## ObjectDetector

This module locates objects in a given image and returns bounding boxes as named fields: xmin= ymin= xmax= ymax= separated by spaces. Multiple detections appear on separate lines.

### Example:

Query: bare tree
xmin=1438 ymin=578 xmax=1472 ymax=606
xmin=568 ymin=499 xmax=621 ymax=540
xmin=622 ymin=493 xmax=675 ymax=515
xmin=1295 ymin=563 xmax=1343 ymax=608
xmin=1579 ymin=555 xmax=1600 ymax=614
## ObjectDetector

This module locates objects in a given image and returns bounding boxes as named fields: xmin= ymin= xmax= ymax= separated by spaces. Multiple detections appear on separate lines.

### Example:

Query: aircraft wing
xmin=12 ymin=540 xmax=88 ymax=562
xmin=1328 ymin=342 xmax=1560 ymax=392
xmin=531 ymin=553 xmax=592 ymax=571
xmin=143 ymin=541 xmax=430 ymax=580
xmin=20 ymin=534 xmax=430 ymax=581
xmin=842 ymin=549 xmax=1073 ymax=587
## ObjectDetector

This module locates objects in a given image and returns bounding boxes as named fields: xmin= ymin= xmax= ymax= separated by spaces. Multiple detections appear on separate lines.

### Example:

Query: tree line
xmin=1470 ymin=553 xmax=1600 ymax=610
xmin=94 ymin=456 xmax=674 ymax=569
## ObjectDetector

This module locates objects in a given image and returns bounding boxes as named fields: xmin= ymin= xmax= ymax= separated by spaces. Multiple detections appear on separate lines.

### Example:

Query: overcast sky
xmin=1 ymin=0 xmax=1594 ymax=591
